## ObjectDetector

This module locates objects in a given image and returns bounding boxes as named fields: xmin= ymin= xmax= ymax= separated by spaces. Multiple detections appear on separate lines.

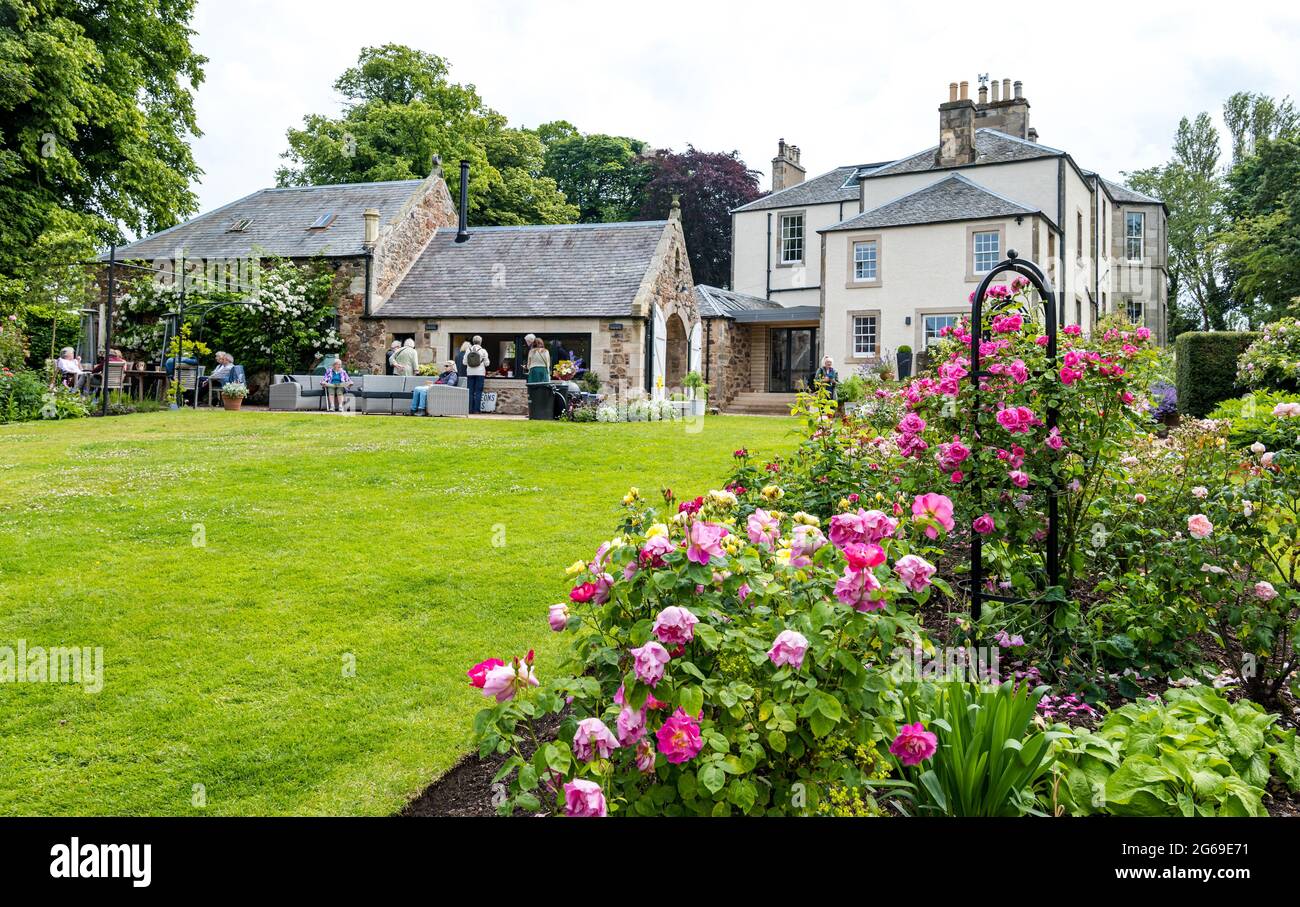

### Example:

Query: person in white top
xmin=55 ymin=347 xmax=86 ymax=391
xmin=463 ymin=335 xmax=490 ymax=414
xmin=392 ymin=339 xmax=420 ymax=376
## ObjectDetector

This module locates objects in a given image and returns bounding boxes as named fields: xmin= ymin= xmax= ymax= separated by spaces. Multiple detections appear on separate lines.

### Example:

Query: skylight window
xmin=226 ymin=218 xmax=253 ymax=233
xmin=308 ymin=212 xmax=337 ymax=230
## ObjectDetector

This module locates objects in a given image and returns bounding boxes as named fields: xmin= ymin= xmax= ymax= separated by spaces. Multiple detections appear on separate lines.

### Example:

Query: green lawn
xmin=0 ymin=410 xmax=796 ymax=816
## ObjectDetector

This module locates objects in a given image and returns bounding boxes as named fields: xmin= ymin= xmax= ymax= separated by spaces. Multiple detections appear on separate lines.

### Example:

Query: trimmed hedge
xmin=1174 ymin=331 xmax=1260 ymax=417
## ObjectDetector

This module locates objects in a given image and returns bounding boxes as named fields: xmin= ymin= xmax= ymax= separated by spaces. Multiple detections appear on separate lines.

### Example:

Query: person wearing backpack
xmin=463 ymin=335 xmax=490 ymax=414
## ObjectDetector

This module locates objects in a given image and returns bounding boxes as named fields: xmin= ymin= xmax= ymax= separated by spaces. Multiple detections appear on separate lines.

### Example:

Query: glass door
xmin=768 ymin=328 xmax=817 ymax=392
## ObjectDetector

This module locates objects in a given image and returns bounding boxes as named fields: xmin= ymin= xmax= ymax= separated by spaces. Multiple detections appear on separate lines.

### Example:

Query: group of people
xmin=379 ymin=332 xmax=555 ymax=416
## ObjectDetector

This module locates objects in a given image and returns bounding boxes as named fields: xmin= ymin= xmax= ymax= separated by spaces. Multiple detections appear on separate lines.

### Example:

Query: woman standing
xmin=526 ymin=337 xmax=551 ymax=383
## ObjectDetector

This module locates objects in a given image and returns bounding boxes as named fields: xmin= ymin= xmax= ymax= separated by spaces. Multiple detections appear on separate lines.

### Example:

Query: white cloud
xmin=188 ymin=0 xmax=1300 ymax=213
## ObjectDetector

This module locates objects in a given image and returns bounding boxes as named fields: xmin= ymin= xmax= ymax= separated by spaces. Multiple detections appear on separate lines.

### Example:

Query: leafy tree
xmin=1126 ymin=113 xmax=1231 ymax=333
xmin=0 ymin=0 xmax=205 ymax=276
xmin=537 ymin=124 xmax=652 ymax=222
xmin=1223 ymin=134 xmax=1300 ymax=325
xmin=1223 ymin=91 xmax=1298 ymax=164
xmin=277 ymin=45 xmax=576 ymax=226
xmin=635 ymin=147 xmax=761 ymax=289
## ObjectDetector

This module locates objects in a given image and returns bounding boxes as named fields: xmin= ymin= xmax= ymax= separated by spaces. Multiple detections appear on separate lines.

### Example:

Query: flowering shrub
xmin=1209 ymin=390 xmax=1300 ymax=453
xmin=1238 ymin=315 xmax=1300 ymax=391
xmin=469 ymin=485 xmax=968 ymax=816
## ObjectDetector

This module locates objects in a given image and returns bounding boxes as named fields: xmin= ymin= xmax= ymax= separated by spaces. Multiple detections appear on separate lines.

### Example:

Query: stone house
xmin=105 ymin=167 xmax=701 ymax=414
xmin=724 ymin=77 xmax=1169 ymax=408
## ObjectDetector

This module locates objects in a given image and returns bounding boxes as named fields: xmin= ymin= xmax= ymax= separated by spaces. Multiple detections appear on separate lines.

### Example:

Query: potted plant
xmin=219 ymin=381 xmax=249 ymax=411
xmin=682 ymin=370 xmax=709 ymax=417
xmin=896 ymin=345 xmax=913 ymax=380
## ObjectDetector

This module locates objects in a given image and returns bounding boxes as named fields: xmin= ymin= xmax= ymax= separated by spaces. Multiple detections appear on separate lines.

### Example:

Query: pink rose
xmin=894 ymin=554 xmax=937 ymax=593
xmin=630 ymin=640 xmax=671 ymax=686
xmin=1255 ymin=581 xmax=1277 ymax=601
xmin=834 ymin=565 xmax=885 ymax=612
xmin=655 ymin=708 xmax=704 ymax=764
xmin=635 ymin=738 xmax=657 ymax=772
xmin=467 ymin=658 xmax=504 ymax=689
xmin=548 ymin=603 xmax=570 ymax=632
xmin=911 ymin=493 xmax=955 ymax=539
xmin=972 ymin=513 xmax=996 ymax=535
xmin=1045 ymin=427 xmax=1065 ymax=451
xmin=791 ymin=524 xmax=826 ymax=560
xmin=652 ymin=606 xmax=699 ymax=647
xmin=746 ymin=508 xmax=781 ymax=548
xmin=767 ymin=629 xmax=810 ymax=669
xmin=842 ymin=541 xmax=886 ymax=571
xmin=573 ymin=717 xmax=620 ymax=761
xmin=1009 ymin=469 xmax=1030 ymax=489
xmin=480 ymin=659 xmax=539 ymax=702
xmin=569 ymin=582 xmax=598 ymax=603
xmin=829 ymin=508 xmax=897 ymax=548
xmin=889 ymin=722 xmax=938 ymax=767
xmin=563 ymin=778 xmax=607 ymax=817
xmin=686 ymin=520 xmax=729 ymax=565
xmin=617 ymin=705 xmax=648 ymax=746
xmin=1187 ymin=514 xmax=1213 ymax=540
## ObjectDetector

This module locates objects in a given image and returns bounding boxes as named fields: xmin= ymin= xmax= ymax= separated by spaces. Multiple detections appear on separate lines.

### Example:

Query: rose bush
xmin=468 ymin=485 xmax=970 ymax=816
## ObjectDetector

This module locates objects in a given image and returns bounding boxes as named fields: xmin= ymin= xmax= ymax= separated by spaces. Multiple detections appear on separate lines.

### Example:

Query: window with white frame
xmin=852 ymin=315 xmax=878 ymax=356
xmin=780 ymin=213 xmax=804 ymax=264
xmin=852 ymin=240 xmax=878 ymax=281
xmin=973 ymin=230 xmax=999 ymax=273
xmin=1125 ymin=211 xmax=1144 ymax=261
xmin=1125 ymin=299 xmax=1144 ymax=324
xmin=923 ymin=314 xmax=959 ymax=349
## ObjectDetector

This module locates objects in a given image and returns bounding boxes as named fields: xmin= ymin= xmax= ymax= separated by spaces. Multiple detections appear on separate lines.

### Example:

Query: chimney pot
xmin=959 ymin=80 xmax=969 ymax=100
xmin=1014 ymin=80 xmax=1023 ymax=100
xmin=363 ymin=208 xmax=380 ymax=246
xmin=1002 ymin=78 xmax=1011 ymax=100
xmin=990 ymin=79 xmax=1000 ymax=102
xmin=948 ymin=82 xmax=958 ymax=102
xmin=455 ymin=160 xmax=471 ymax=244
xmin=978 ymin=82 xmax=988 ymax=104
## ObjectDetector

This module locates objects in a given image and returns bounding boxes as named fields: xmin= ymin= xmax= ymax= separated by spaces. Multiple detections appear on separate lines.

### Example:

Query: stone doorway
xmin=665 ymin=311 xmax=689 ymax=391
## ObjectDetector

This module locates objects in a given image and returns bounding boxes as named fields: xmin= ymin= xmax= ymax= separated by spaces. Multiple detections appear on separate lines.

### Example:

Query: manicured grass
xmin=0 ymin=410 xmax=796 ymax=816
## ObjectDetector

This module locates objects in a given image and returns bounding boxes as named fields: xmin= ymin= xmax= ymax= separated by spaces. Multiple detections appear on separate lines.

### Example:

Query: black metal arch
xmin=967 ymin=250 xmax=1060 ymax=621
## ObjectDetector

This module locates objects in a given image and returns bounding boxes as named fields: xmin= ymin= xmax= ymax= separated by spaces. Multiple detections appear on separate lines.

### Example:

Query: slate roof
xmin=1100 ymin=177 xmax=1163 ymax=205
xmin=110 ymin=179 xmax=427 ymax=260
xmin=862 ymin=129 xmax=1062 ymax=178
xmin=821 ymin=174 xmax=1040 ymax=233
xmin=730 ymin=163 xmax=892 ymax=213
xmin=694 ymin=284 xmax=785 ymax=319
xmin=379 ymin=221 xmax=670 ymax=319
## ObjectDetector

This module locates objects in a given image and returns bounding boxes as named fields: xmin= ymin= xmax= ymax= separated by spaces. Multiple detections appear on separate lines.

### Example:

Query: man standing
xmin=392 ymin=339 xmax=420 ymax=376
xmin=463 ymin=335 xmax=489 ymax=415
xmin=386 ymin=340 xmax=402 ymax=375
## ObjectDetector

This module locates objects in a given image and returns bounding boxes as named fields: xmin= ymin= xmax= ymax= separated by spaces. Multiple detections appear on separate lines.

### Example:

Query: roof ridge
xmin=975 ymin=127 xmax=1066 ymax=156
xmin=263 ymin=178 xmax=426 ymax=193
xmin=438 ymin=220 xmax=668 ymax=235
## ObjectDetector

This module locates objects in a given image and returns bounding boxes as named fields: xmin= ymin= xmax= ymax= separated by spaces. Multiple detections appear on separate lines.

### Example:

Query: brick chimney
xmin=771 ymin=138 xmax=806 ymax=192
xmin=937 ymin=80 xmax=977 ymax=167
xmin=973 ymin=77 xmax=1032 ymax=140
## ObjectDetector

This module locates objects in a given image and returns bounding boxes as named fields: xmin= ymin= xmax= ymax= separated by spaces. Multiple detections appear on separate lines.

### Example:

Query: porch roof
xmin=730 ymin=305 xmax=821 ymax=324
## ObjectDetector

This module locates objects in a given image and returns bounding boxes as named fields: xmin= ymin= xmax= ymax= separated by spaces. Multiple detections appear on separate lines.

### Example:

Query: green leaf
xmin=699 ymin=763 xmax=726 ymax=795
xmin=768 ymin=729 xmax=788 ymax=753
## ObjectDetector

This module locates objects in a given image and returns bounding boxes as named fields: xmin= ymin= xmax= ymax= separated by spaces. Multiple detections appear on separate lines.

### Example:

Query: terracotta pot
xmin=222 ymin=396 xmax=244 ymax=411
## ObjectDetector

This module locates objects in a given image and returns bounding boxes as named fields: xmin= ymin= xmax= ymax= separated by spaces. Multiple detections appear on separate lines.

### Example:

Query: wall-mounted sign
xmin=607 ymin=322 xmax=625 ymax=331
xmin=424 ymin=322 xmax=439 ymax=331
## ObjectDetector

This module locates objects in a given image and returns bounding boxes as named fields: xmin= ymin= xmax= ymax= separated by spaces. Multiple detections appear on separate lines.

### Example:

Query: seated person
xmin=90 ymin=349 xmax=125 ymax=374
xmin=411 ymin=361 xmax=458 ymax=414
xmin=434 ymin=360 xmax=458 ymax=386
xmin=321 ymin=359 xmax=352 ymax=412
xmin=196 ymin=351 xmax=236 ymax=403
xmin=54 ymin=347 xmax=86 ymax=390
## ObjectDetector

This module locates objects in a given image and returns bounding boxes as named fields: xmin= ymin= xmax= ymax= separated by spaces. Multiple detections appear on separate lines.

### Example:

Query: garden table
xmin=127 ymin=370 xmax=168 ymax=401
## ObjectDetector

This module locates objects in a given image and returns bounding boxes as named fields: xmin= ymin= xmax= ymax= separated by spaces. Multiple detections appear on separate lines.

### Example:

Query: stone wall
xmin=373 ymin=176 xmax=458 ymax=299
xmin=704 ymin=318 xmax=755 ymax=409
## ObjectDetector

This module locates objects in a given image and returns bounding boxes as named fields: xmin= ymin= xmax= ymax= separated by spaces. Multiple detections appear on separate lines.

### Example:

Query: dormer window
xmin=308 ymin=212 xmax=337 ymax=230
xmin=226 ymin=218 xmax=253 ymax=233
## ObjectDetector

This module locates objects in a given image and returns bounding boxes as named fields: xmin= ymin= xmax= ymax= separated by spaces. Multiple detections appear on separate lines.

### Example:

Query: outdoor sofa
xmin=268 ymin=374 xmax=469 ymax=416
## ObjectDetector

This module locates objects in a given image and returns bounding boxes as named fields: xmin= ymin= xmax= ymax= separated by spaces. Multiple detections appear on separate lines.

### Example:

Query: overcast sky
xmin=188 ymin=0 xmax=1300 ymax=214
